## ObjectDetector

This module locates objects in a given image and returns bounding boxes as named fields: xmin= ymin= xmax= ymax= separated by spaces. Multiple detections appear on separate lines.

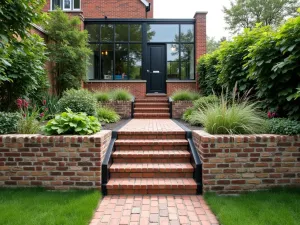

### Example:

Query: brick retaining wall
xmin=193 ymin=130 xmax=300 ymax=194
xmin=101 ymin=101 xmax=132 ymax=119
xmin=172 ymin=101 xmax=193 ymax=119
xmin=0 ymin=131 xmax=112 ymax=190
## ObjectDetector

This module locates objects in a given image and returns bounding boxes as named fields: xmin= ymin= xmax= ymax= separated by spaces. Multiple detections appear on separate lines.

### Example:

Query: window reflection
xmin=85 ymin=24 xmax=99 ymax=42
xmin=181 ymin=44 xmax=194 ymax=79
xmin=167 ymin=44 xmax=179 ymax=79
xmin=181 ymin=25 xmax=194 ymax=42
xmin=88 ymin=44 xmax=100 ymax=80
xmin=115 ymin=44 xmax=128 ymax=80
xmin=116 ymin=24 xmax=129 ymax=41
xmin=129 ymin=44 xmax=142 ymax=79
xmin=100 ymin=44 xmax=114 ymax=80
xmin=101 ymin=24 xmax=114 ymax=42
xmin=147 ymin=24 xmax=179 ymax=42
xmin=130 ymin=24 xmax=142 ymax=42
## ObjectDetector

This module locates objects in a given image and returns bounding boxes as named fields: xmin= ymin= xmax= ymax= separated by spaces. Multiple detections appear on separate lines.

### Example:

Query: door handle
xmin=153 ymin=71 xmax=160 ymax=73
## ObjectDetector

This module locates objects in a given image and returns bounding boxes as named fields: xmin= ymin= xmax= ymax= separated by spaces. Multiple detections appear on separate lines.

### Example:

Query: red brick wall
xmin=44 ymin=0 xmax=153 ymax=19
xmin=84 ymin=82 xmax=146 ymax=99
xmin=101 ymin=101 xmax=132 ymax=119
xmin=0 ymin=131 xmax=111 ymax=190
xmin=193 ymin=130 xmax=300 ymax=194
xmin=194 ymin=12 xmax=207 ymax=90
xmin=172 ymin=101 xmax=193 ymax=119
xmin=167 ymin=82 xmax=197 ymax=96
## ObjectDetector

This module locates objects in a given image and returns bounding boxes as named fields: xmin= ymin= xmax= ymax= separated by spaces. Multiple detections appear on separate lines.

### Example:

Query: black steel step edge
xmin=172 ymin=119 xmax=203 ymax=195
xmin=101 ymin=119 xmax=132 ymax=195
xmin=168 ymin=97 xmax=173 ymax=119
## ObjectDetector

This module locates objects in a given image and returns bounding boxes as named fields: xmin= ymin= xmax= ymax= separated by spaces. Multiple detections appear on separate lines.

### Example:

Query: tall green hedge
xmin=197 ymin=10 xmax=300 ymax=120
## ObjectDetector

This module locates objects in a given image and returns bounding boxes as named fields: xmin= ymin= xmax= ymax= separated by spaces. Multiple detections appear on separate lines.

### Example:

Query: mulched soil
xmin=101 ymin=119 xmax=130 ymax=131
xmin=175 ymin=119 xmax=204 ymax=131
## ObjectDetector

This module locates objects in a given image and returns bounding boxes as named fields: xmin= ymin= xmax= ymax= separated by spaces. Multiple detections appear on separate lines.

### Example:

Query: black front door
xmin=146 ymin=44 xmax=166 ymax=93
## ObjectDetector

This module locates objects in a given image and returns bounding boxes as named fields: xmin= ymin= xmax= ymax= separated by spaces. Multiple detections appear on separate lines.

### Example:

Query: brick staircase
xmin=106 ymin=129 xmax=197 ymax=195
xmin=134 ymin=94 xmax=170 ymax=119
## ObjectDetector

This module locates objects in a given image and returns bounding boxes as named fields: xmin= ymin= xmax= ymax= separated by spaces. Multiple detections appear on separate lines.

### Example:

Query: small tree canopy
xmin=44 ymin=9 xmax=92 ymax=95
xmin=223 ymin=0 xmax=300 ymax=33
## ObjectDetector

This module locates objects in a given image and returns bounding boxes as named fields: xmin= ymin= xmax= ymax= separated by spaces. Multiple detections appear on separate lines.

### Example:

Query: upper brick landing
xmin=43 ymin=0 xmax=154 ymax=19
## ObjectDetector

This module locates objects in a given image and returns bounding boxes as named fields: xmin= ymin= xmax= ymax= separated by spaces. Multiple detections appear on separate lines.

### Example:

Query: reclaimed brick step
xmin=145 ymin=93 xmax=167 ymax=97
xmin=134 ymin=113 xmax=170 ymax=119
xmin=109 ymin=163 xmax=194 ymax=173
xmin=106 ymin=178 xmax=197 ymax=195
xmin=112 ymin=150 xmax=190 ymax=163
xmin=117 ymin=131 xmax=185 ymax=140
xmin=134 ymin=103 xmax=169 ymax=108
xmin=114 ymin=139 xmax=189 ymax=150
xmin=135 ymin=99 xmax=168 ymax=103
xmin=134 ymin=108 xmax=169 ymax=112
xmin=110 ymin=172 xmax=193 ymax=178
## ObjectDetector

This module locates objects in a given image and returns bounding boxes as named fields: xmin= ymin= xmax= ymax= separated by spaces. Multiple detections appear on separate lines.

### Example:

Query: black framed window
xmin=86 ymin=21 xmax=195 ymax=80
xmin=51 ymin=0 xmax=80 ymax=10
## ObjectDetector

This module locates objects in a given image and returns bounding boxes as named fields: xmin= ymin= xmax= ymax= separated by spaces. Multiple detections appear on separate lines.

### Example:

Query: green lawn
xmin=205 ymin=188 xmax=300 ymax=225
xmin=0 ymin=188 xmax=101 ymax=225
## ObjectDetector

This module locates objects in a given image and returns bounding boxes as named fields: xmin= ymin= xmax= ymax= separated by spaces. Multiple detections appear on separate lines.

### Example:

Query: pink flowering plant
xmin=16 ymin=98 xmax=47 ymax=134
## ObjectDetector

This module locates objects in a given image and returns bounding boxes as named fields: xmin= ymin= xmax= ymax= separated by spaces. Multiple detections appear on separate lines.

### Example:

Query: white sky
xmin=154 ymin=0 xmax=232 ymax=40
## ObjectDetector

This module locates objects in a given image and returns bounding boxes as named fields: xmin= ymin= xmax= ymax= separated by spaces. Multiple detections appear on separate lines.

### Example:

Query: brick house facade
xmin=41 ymin=0 xmax=207 ymax=97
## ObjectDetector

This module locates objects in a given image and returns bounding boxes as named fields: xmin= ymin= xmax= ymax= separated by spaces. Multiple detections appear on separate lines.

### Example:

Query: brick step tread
xmin=117 ymin=131 xmax=185 ymax=135
xmin=108 ymin=189 xmax=197 ymax=195
xmin=107 ymin=178 xmax=197 ymax=189
xmin=135 ymin=103 xmax=169 ymax=106
xmin=110 ymin=172 xmax=192 ymax=178
xmin=134 ymin=113 xmax=170 ymax=117
xmin=134 ymin=115 xmax=170 ymax=119
xmin=109 ymin=163 xmax=194 ymax=172
xmin=134 ymin=108 xmax=169 ymax=112
xmin=115 ymin=139 xmax=188 ymax=145
xmin=135 ymin=99 xmax=168 ymax=103
xmin=145 ymin=94 xmax=167 ymax=97
xmin=113 ymin=150 xmax=190 ymax=158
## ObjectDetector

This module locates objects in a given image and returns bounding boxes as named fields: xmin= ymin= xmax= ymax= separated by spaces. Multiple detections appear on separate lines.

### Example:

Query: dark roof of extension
xmin=139 ymin=0 xmax=150 ymax=7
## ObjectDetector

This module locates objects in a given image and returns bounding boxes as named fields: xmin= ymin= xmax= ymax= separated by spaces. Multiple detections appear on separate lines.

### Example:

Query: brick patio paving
xmin=90 ymin=195 xmax=219 ymax=225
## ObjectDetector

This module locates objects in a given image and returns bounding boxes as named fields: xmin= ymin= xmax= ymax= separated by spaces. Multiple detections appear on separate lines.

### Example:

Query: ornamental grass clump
xmin=94 ymin=92 xmax=110 ymax=102
xmin=110 ymin=89 xmax=132 ymax=101
xmin=43 ymin=108 xmax=101 ymax=135
xmin=97 ymin=107 xmax=120 ymax=123
xmin=171 ymin=90 xmax=200 ymax=101
xmin=189 ymin=88 xmax=266 ymax=134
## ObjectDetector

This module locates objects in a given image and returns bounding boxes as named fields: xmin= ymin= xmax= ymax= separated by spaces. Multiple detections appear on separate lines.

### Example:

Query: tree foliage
xmin=0 ymin=35 xmax=48 ymax=111
xmin=223 ymin=0 xmax=300 ymax=33
xmin=0 ymin=0 xmax=45 ymax=83
xmin=45 ymin=9 xmax=91 ymax=95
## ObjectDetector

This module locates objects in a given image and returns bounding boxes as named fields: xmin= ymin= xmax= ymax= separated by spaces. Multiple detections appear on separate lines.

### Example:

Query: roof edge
xmin=140 ymin=0 xmax=150 ymax=7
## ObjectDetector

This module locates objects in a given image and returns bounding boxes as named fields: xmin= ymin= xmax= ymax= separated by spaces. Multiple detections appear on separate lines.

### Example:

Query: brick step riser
xmin=113 ymin=158 xmax=190 ymax=163
xmin=134 ymin=115 xmax=170 ymax=119
xmin=115 ymin=145 xmax=188 ymax=151
xmin=117 ymin=134 xmax=185 ymax=140
xmin=134 ymin=109 xmax=169 ymax=113
xmin=107 ymin=189 xmax=197 ymax=195
xmin=110 ymin=172 xmax=193 ymax=178
xmin=134 ymin=104 xmax=169 ymax=108
xmin=135 ymin=100 xmax=168 ymax=103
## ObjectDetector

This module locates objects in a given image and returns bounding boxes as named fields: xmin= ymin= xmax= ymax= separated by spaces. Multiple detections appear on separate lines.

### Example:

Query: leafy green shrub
xmin=171 ymin=90 xmax=200 ymax=101
xmin=0 ymin=112 xmax=21 ymax=134
xmin=197 ymin=51 xmax=222 ymax=96
xmin=182 ymin=108 xmax=194 ymax=122
xmin=94 ymin=92 xmax=110 ymax=102
xmin=0 ymin=34 xmax=48 ymax=111
xmin=189 ymin=92 xmax=266 ymax=134
xmin=43 ymin=109 xmax=101 ymax=135
xmin=247 ymin=15 xmax=300 ymax=120
xmin=266 ymin=118 xmax=300 ymax=135
xmin=110 ymin=89 xmax=132 ymax=101
xmin=58 ymin=89 xmax=97 ymax=116
xmin=97 ymin=107 xmax=120 ymax=123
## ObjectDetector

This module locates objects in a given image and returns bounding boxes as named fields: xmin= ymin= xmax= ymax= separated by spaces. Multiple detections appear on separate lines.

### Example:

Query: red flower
xmin=16 ymin=98 xmax=23 ymax=109
xmin=42 ymin=99 xmax=46 ymax=105
xmin=40 ymin=113 xmax=45 ymax=118
xmin=23 ymin=100 xmax=29 ymax=108
xmin=267 ymin=111 xmax=272 ymax=119
xmin=45 ymin=108 xmax=48 ymax=112
xmin=23 ymin=113 xmax=26 ymax=118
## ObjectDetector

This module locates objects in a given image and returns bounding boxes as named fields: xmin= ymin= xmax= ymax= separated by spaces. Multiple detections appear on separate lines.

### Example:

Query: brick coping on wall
xmin=192 ymin=130 xmax=300 ymax=194
xmin=0 ymin=130 xmax=112 ymax=190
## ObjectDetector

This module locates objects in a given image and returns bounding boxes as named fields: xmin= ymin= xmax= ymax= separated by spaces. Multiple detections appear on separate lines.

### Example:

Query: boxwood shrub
xmin=266 ymin=118 xmax=300 ymax=135
xmin=0 ymin=112 xmax=21 ymax=134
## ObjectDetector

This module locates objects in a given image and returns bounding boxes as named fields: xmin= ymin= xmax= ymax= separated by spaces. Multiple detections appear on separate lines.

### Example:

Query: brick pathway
xmin=90 ymin=195 xmax=219 ymax=225
xmin=118 ymin=119 xmax=184 ymax=133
